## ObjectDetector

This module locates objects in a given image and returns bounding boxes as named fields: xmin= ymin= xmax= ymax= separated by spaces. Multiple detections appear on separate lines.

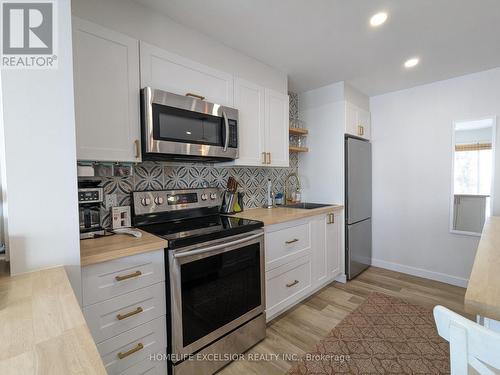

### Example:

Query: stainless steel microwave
xmin=141 ymin=87 xmax=239 ymax=162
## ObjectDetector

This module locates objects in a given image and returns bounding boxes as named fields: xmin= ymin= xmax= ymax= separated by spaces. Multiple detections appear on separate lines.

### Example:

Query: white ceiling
xmin=134 ymin=0 xmax=500 ymax=96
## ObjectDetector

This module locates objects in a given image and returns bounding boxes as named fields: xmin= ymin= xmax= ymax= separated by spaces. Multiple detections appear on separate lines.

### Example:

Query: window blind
xmin=455 ymin=143 xmax=492 ymax=152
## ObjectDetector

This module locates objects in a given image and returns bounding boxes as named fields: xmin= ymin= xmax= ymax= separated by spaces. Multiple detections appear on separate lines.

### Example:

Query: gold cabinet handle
xmin=267 ymin=152 xmax=272 ymax=165
xmin=327 ymin=213 xmax=335 ymax=224
xmin=285 ymin=238 xmax=299 ymax=244
xmin=117 ymin=343 xmax=144 ymax=359
xmin=185 ymin=92 xmax=205 ymax=101
xmin=134 ymin=139 xmax=140 ymax=159
xmin=116 ymin=307 xmax=143 ymax=321
xmin=286 ymin=280 xmax=299 ymax=288
xmin=115 ymin=270 xmax=142 ymax=282
xmin=358 ymin=125 xmax=364 ymax=136
xmin=262 ymin=152 xmax=267 ymax=164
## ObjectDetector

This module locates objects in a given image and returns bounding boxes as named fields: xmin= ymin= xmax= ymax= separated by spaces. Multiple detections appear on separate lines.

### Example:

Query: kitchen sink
xmin=281 ymin=203 xmax=331 ymax=209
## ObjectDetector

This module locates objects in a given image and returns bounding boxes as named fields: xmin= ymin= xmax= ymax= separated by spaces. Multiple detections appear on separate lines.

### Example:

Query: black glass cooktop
xmin=138 ymin=214 xmax=263 ymax=249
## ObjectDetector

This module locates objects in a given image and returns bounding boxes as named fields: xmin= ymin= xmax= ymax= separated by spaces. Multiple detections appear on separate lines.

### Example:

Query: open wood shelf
xmin=289 ymin=127 xmax=308 ymax=135
xmin=289 ymin=146 xmax=309 ymax=153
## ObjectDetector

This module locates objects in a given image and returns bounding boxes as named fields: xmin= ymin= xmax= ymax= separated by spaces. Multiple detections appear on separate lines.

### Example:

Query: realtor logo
xmin=1 ymin=1 xmax=57 ymax=68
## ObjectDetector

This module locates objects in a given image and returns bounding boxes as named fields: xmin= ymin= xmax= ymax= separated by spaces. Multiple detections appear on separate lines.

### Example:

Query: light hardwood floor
xmin=219 ymin=266 xmax=468 ymax=375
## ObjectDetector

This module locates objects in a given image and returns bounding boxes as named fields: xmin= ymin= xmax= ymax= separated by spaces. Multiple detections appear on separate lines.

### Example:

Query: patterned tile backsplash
xmin=99 ymin=154 xmax=298 ymax=227
xmin=98 ymin=93 xmax=301 ymax=228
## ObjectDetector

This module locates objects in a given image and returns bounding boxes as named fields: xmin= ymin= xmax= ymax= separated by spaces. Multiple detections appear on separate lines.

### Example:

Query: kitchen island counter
xmin=465 ymin=216 xmax=500 ymax=321
xmin=80 ymin=229 xmax=168 ymax=266
xmin=0 ymin=267 xmax=106 ymax=374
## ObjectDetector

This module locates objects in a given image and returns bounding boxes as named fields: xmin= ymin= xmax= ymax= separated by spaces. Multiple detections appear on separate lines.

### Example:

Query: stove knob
xmin=154 ymin=196 xmax=164 ymax=205
xmin=210 ymin=193 xmax=217 ymax=200
xmin=201 ymin=193 xmax=208 ymax=201
xmin=141 ymin=197 xmax=151 ymax=206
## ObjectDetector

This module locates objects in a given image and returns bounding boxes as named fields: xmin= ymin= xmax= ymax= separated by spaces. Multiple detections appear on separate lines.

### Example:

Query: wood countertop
xmin=230 ymin=205 xmax=343 ymax=226
xmin=465 ymin=216 xmax=500 ymax=320
xmin=80 ymin=229 xmax=168 ymax=266
xmin=0 ymin=267 xmax=106 ymax=374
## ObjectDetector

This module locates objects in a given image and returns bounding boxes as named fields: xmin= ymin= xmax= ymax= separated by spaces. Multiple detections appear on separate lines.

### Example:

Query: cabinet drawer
xmin=83 ymin=282 xmax=166 ymax=343
xmin=82 ymin=250 xmax=165 ymax=306
xmin=266 ymin=222 xmax=311 ymax=269
xmin=97 ymin=316 xmax=167 ymax=375
xmin=118 ymin=356 xmax=167 ymax=375
xmin=266 ymin=256 xmax=312 ymax=312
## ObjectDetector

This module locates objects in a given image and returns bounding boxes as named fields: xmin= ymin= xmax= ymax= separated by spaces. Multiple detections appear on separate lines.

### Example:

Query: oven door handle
xmin=173 ymin=232 xmax=263 ymax=259
xmin=222 ymin=110 xmax=229 ymax=152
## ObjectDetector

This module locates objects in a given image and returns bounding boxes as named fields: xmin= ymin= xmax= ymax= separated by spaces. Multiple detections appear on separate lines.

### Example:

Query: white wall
xmin=299 ymin=82 xmax=345 ymax=204
xmin=0 ymin=71 xmax=6 ymax=255
xmin=71 ymin=0 xmax=287 ymax=94
xmin=370 ymin=67 xmax=500 ymax=287
xmin=344 ymin=83 xmax=370 ymax=112
xmin=0 ymin=0 xmax=81 ymax=294
xmin=299 ymin=81 xmax=370 ymax=205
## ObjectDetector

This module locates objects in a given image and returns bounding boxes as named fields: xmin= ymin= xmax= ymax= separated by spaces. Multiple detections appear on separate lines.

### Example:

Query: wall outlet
xmin=105 ymin=194 xmax=118 ymax=210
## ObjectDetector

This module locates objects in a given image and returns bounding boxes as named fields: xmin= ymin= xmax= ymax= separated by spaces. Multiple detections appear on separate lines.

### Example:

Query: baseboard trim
xmin=335 ymin=274 xmax=347 ymax=284
xmin=371 ymin=258 xmax=469 ymax=288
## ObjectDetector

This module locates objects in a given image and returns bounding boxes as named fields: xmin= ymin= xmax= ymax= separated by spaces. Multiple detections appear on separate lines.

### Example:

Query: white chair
xmin=433 ymin=305 xmax=500 ymax=375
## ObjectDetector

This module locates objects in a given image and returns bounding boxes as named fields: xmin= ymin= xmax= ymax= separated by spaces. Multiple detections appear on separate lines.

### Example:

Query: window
xmin=451 ymin=118 xmax=495 ymax=234
xmin=454 ymin=147 xmax=492 ymax=195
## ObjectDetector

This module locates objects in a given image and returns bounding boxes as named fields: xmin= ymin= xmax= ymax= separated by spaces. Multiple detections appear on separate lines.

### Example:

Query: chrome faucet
xmin=285 ymin=172 xmax=301 ymax=204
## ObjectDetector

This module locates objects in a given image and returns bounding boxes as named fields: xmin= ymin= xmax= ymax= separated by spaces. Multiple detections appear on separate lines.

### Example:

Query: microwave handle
xmin=222 ymin=110 xmax=229 ymax=152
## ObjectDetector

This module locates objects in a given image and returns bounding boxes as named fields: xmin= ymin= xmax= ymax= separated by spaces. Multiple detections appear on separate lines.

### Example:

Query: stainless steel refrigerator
xmin=345 ymin=137 xmax=372 ymax=279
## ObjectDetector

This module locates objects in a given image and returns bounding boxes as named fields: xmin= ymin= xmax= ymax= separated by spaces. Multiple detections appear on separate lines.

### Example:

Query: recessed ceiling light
xmin=370 ymin=12 xmax=388 ymax=27
xmin=404 ymin=57 xmax=420 ymax=69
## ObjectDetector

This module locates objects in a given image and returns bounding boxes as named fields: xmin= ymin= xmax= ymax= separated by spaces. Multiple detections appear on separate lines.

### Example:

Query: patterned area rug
xmin=288 ymin=293 xmax=450 ymax=374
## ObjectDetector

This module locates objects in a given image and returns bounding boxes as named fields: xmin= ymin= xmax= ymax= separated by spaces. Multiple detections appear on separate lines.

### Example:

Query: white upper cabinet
xmin=357 ymin=106 xmax=371 ymax=140
xmin=139 ymin=42 xmax=233 ymax=106
xmin=222 ymin=83 xmax=289 ymax=167
xmin=232 ymin=78 xmax=266 ymax=166
xmin=73 ymin=18 xmax=141 ymax=162
xmin=345 ymin=101 xmax=371 ymax=140
xmin=265 ymin=89 xmax=289 ymax=167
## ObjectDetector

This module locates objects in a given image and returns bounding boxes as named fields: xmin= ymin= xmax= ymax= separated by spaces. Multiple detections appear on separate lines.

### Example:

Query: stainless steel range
xmin=132 ymin=188 xmax=266 ymax=375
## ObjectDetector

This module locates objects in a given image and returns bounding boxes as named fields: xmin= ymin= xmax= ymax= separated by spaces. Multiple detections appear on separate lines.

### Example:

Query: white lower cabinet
xmin=266 ymin=255 xmax=312 ymax=318
xmin=326 ymin=211 xmax=342 ymax=279
xmin=265 ymin=211 xmax=343 ymax=321
xmin=97 ymin=316 xmax=167 ymax=375
xmin=82 ymin=250 xmax=167 ymax=375
xmin=83 ymin=282 xmax=166 ymax=343
xmin=311 ymin=214 xmax=328 ymax=287
xmin=82 ymin=250 xmax=165 ymax=306
xmin=118 ymin=357 xmax=167 ymax=375
xmin=265 ymin=221 xmax=311 ymax=269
